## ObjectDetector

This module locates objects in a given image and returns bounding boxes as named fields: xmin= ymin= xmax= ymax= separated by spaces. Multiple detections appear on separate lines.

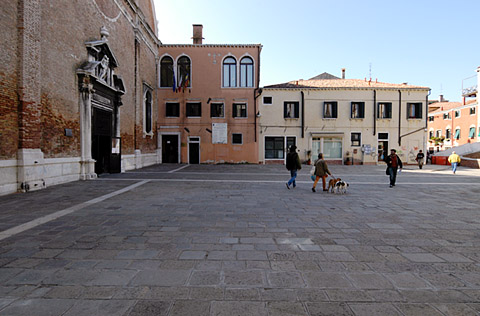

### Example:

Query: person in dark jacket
xmin=384 ymin=149 xmax=403 ymax=188
xmin=415 ymin=150 xmax=425 ymax=169
xmin=286 ymin=145 xmax=301 ymax=189
xmin=312 ymin=153 xmax=333 ymax=192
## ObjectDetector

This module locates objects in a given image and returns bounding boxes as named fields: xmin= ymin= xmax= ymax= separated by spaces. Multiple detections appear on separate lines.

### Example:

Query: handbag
xmin=385 ymin=167 xmax=390 ymax=175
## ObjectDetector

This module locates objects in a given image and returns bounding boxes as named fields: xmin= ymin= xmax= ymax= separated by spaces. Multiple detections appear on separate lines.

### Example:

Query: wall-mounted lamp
xmin=207 ymin=98 xmax=212 ymax=104
xmin=256 ymin=111 xmax=261 ymax=118
xmin=206 ymin=128 xmax=212 ymax=133
xmin=184 ymin=127 xmax=190 ymax=133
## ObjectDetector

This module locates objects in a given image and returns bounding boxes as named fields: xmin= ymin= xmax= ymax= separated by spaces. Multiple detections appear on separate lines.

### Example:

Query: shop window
xmin=265 ymin=137 xmax=284 ymax=159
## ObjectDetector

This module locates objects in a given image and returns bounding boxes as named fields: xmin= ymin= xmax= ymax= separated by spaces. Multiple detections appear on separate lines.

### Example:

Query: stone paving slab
xmin=1 ymin=164 xmax=480 ymax=315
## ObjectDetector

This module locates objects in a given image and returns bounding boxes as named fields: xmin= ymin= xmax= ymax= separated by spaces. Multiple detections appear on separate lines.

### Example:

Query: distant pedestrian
xmin=384 ymin=149 xmax=403 ymax=188
xmin=426 ymin=151 xmax=431 ymax=164
xmin=448 ymin=151 xmax=461 ymax=174
xmin=286 ymin=145 xmax=301 ymax=189
xmin=416 ymin=150 xmax=425 ymax=169
xmin=312 ymin=153 xmax=333 ymax=192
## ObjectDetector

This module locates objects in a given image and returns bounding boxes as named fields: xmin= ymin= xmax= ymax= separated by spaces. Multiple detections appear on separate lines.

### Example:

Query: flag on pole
xmin=172 ymin=71 xmax=176 ymax=92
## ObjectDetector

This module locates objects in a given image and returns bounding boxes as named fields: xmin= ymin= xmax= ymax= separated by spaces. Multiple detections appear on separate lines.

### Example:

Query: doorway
xmin=377 ymin=132 xmax=389 ymax=162
xmin=188 ymin=136 xmax=200 ymax=164
xmin=162 ymin=134 xmax=179 ymax=163
xmin=92 ymin=107 xmax=113 ymax=174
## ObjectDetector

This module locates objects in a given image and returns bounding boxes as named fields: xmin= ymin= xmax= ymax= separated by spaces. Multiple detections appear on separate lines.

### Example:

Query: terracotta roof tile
xmin=429 ymin=100 xmax=477 ymax=114
xmin=265 ymin=79 xmax=429 ymax=90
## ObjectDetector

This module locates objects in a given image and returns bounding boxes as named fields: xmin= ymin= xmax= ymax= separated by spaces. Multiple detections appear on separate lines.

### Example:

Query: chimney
xmin=192 ymin=24 xmax=204 ymax=44
xmin=341 ymin=68 xmax=345 ymax=79
xmin=439 ymin=94 xmax=444 ymax=102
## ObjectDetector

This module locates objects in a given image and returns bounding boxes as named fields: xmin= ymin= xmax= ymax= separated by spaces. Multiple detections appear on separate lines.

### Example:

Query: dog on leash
xmin=327 ymin=178 xmax=342 ymax=193
xmin=334 ymin=180 xmax=349 ymax=194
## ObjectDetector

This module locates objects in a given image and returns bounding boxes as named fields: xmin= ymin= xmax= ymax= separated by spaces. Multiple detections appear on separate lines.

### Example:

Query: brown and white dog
xmin=328 ymin=178 xmax=342 ymax=193
xmin=334 ymin=180 xmax=349 ymax=194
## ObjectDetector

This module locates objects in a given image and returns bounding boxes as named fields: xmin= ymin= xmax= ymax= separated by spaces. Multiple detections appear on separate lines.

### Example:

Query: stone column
xmin=79 ymin=76 xmax=97 ymax=180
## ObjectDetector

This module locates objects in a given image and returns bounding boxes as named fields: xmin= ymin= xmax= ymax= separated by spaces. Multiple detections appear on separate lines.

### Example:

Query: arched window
xmin=144 ymin=89 xmax=152 ymax=134
xmin=160 ymin=56 xmax=174 ymax=87
xmin=223 ymin=57 xmax=236 ymax=87
xmin=177 ymin=56 xmax=191 ymax=89
xmin=240 ymin=57 xmax=254 ymax=87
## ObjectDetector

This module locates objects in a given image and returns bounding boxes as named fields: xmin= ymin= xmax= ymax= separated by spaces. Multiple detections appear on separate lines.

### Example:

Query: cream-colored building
xmin=259 ymin=73 xmax=430 ymax=165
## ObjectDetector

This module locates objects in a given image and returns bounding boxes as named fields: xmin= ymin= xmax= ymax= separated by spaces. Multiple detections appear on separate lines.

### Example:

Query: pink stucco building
xmin=157 ymin=25 xmax=262 ymax=164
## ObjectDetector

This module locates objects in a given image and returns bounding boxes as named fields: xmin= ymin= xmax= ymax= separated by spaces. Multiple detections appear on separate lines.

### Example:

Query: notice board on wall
xmin=212 ymin=123 xmax=227 ymax=144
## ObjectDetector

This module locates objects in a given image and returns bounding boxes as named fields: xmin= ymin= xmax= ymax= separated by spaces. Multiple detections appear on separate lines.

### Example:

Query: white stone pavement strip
xmin=96 ymin=177 xmax=480 ymax=185
xmin=167 ymin=164 xmax=190 ymax=173
xmin=0 ymin=180 xmax=149 ymax=241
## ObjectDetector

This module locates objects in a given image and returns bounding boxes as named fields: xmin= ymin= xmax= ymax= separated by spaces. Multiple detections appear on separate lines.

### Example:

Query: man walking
xmin=416 ymin=150 xmax=425 ymax=169
xmin=448 ymin=151 xmax=461 ymax=174
xmin=286 ymin=145 xmax=301 ymax=189
xmin=384 ymin=149 xmax=403 ymax=188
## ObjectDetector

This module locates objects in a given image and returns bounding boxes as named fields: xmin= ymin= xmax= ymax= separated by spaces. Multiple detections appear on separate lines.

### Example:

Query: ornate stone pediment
xmin=77 ymin=27 xmax=125 ymax=95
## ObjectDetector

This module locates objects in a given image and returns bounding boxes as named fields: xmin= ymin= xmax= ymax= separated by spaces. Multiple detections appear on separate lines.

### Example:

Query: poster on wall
xmin=212 ymin=123 xmax=227 ymax=144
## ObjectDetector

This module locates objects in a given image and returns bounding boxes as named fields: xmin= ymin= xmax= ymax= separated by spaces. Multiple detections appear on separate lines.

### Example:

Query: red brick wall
xmin=0 ymin=1 xmax=20 ymax=159
xmin=1 ymin=0 xmax=159 ymax=161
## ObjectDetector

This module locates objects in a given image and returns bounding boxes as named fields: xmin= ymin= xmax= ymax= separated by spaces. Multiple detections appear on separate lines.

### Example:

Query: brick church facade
xmin=0 ymin=0 xmax=160 ymax=195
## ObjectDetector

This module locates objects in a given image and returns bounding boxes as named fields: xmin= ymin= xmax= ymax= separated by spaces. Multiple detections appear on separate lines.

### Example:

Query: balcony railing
xmin=462 ymin=75 xmax=477 ymax=97
xmin=462 ymin=85 xmax=477 ymax=97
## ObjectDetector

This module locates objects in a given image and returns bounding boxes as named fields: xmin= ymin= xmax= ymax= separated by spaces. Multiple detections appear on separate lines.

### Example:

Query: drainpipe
xmin=425 ymin=90 xmax=430 ymax=130
xmin=373 ymin=90 xmax=376 ymax=136
xmin=253 ymin=45 xmax=261 ymax=143
xmin=398 ymin=90 xmax=401 ymax=146
xmin=301 ymin=91 xmax=305 ymax=138
xmin=134 ymin=37 xmax=139 ymax=150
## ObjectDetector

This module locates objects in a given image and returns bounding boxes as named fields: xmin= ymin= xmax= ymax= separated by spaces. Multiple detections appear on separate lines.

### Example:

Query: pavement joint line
xmin=167 ymin=165 xmax=190 ymax=173
xmin=0 ymin=180 xmax=150 ymax=242
xmin=95 ymin=178 xmax=480 ymax=185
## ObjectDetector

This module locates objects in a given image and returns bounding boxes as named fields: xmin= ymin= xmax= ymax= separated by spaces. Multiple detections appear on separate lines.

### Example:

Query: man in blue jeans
xmin=384 ymin=149 xmax=403 ymax=188
xmin=448 ymin=151 xmax=461 ymax=174
xmin=286 ymin=145 xmax=301 ymax=189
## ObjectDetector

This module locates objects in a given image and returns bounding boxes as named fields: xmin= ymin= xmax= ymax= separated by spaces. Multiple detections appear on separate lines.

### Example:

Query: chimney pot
xmin=192 ymin=24 xmax=204 ymax=44
xmin=341 ymin=68 xmax=345 ymax=79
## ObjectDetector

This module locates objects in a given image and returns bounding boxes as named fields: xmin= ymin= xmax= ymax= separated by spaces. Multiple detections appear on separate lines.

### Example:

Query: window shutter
xmin=417 ymin=103 xmax=422 ymax=118
xmin=294 ymin=102 xmax=299 ymax=118
xmin=359 ymin=103 xmax=365 ymax=118
xmin=284 ymin=103 xmax=288 ymax=118
xmin=332 ymin=102 xmax=338 ymax=118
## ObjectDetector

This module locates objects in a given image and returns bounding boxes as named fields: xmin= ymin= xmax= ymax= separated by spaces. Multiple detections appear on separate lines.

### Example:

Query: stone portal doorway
xmin=92 ymin=107 xmax=112 ymax=174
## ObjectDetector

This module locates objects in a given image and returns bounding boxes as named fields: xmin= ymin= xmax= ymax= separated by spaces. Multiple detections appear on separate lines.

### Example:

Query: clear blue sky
xmin=153 ymin=0 xmax=480 ymax=102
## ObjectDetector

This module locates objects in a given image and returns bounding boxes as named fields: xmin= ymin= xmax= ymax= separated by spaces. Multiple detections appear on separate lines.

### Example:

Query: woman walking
xmin=312 ymin=153 xmax=333 ymax=192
